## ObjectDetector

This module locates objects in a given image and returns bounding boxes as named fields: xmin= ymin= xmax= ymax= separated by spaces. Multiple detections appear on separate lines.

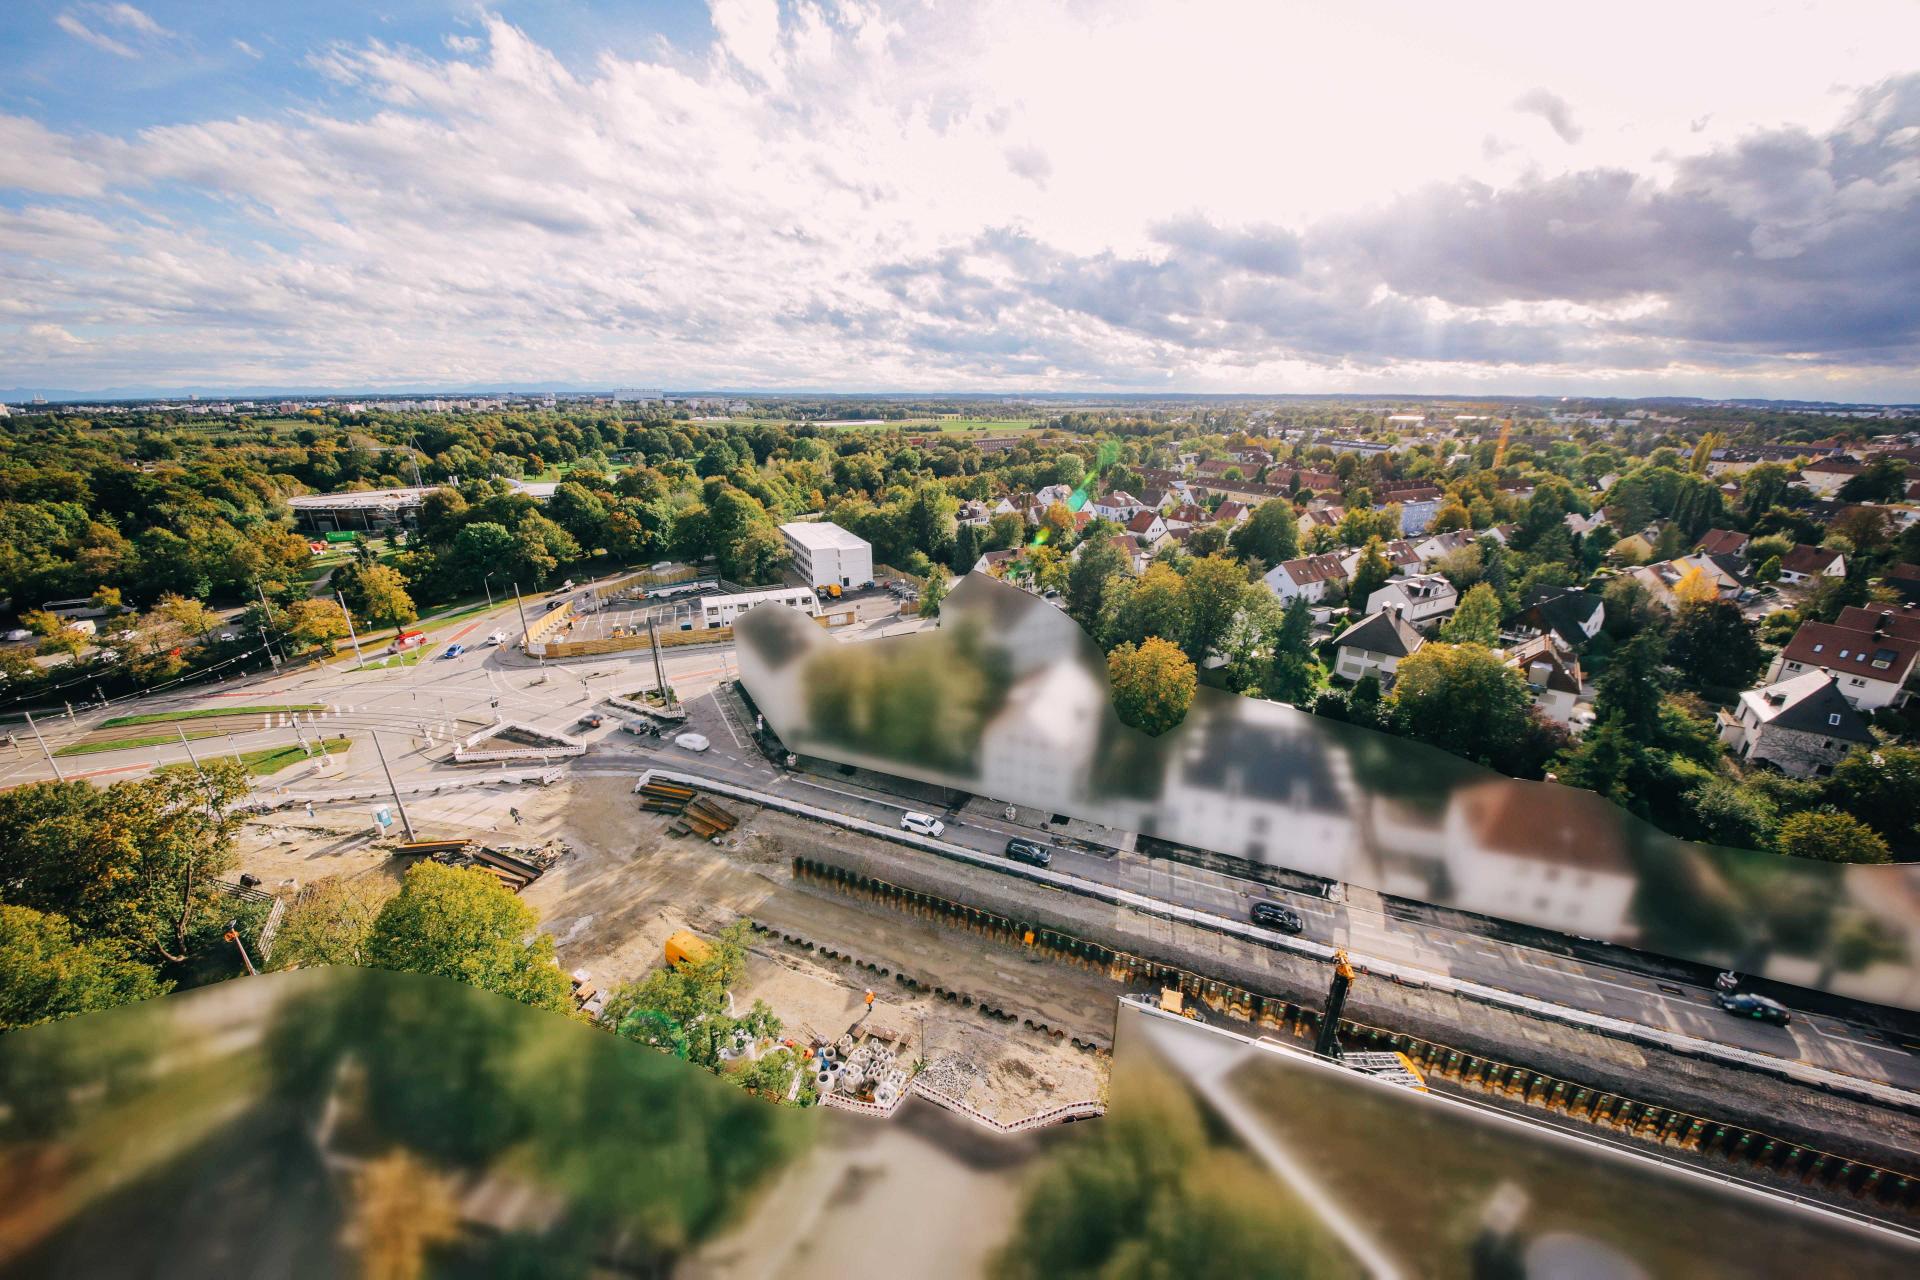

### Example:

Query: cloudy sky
xmin=3 ymin=1 xmax=1919 ymax=399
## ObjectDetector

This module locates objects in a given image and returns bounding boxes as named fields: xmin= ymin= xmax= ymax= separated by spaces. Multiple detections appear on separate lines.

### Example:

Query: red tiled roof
xmin=1835 ymin=603 xmax=1920 ymax=642
xmin=1695 ymin=528 xmax=1750 ymax=558
xmin=1279 ymin=552 xmax=1348 ymax=585
xmin=1777 ymin=621 xmax=1920 ymax=681
xmin=1781 ymin=543 xmax=1843 ymax=575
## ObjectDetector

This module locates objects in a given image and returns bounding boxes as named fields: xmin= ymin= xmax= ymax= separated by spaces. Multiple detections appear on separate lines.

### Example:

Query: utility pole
xmin=371 ymin=732 xmax=417 ymax=841
xmin=255 ymin=582 xmax=283 ymax=666
xmin=647 ymin=615 xmax=671 ymax=705
xmin=25 ymin=711 xmax=63 ymax=782
xmin=483 ymin=572 xmax=496 ymax=611
xmin=513 ymin=583 xmax=538 ymax=663
xmin=336 ymin=590 xmax=364 ymax=669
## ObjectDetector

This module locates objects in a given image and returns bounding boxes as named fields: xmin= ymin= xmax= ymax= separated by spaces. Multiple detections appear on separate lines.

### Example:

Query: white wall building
xmin=779 ymin=521 xmax=874 ymax=590
xmin=700 ymin=586 xmax=820 ymax=629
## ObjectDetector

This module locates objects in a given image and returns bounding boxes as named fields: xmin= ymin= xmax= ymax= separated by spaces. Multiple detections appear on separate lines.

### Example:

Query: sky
xmin=3 ymin=0 xmax=1920 ymax=399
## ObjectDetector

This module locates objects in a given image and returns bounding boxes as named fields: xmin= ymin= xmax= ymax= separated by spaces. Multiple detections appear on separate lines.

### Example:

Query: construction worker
xmin=509 ymin=805 xmax=522 ymax=825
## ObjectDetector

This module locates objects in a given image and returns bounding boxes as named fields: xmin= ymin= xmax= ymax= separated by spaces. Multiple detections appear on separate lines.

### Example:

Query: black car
xmin=1251 ymin=900 xmax=1304 ymax=934
xmin=1004 ymin=838 xmax=1053 ymax=868
xmin=1715 ymin=992 xmax=1791 ymax=1026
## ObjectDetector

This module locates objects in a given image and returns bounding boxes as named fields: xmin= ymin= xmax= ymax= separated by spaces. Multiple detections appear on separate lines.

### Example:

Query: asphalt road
xmin=6 ymin=589 xmax=1919 ymax=1095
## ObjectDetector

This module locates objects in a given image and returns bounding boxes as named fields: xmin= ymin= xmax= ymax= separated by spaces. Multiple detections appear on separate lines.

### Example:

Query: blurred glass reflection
xmin=736 ymin=574 xmax=1920 ymax=1009
xmin=1068 ymin=998 xmax=1920 ymax=1280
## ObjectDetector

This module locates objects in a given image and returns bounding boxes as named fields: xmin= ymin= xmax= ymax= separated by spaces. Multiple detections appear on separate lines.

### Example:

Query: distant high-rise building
xmin=612 ymin=387 xmax=663 ymax=402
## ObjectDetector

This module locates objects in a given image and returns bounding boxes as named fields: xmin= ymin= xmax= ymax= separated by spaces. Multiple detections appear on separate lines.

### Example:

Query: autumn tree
xmin=0 ymin=903 xmax=167 ymax=1030
xmin=364 ymin=862 xmax=572 ymax=1011
xmin=271 ymin=876 xmax=395 ymax=970
xmin=1107 ymin=636 xmax=1196 ymax=736
xmin=351 ymin=563 xmax=417 ymax=629
xmin=1389 ymin=642 xmax=1535 ymax=766
xmin=283 ymin=597 xmax=352 ymax=653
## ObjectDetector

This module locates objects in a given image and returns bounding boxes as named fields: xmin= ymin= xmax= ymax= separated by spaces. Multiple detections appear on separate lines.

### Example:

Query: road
xmin=5 ymin=586 xmax=1919 ymax=1095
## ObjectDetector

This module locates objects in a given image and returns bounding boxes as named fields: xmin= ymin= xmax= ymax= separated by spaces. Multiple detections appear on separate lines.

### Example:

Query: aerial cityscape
xmin=4 ymin=2 xmax=1920 ymax=1277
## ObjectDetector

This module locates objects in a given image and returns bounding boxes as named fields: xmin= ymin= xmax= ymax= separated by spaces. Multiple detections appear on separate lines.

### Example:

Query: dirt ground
xmin=235 ymin=777 xmax=1115 ymax=1125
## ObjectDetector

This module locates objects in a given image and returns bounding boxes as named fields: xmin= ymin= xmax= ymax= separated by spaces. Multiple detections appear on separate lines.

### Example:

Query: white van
xmin=900 ymin=811 xmax=945 ymax=837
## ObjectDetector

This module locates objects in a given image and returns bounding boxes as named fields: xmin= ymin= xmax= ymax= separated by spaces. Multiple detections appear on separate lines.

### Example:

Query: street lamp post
xmin=483 ymin=571 xmax=497 ymax=611
xmin=336 ymin=590 xmax=364 ymax=669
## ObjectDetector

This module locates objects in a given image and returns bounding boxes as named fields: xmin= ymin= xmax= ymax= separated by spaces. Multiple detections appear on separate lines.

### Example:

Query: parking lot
xmin=548 ymin=580 xmax=720 ymax=645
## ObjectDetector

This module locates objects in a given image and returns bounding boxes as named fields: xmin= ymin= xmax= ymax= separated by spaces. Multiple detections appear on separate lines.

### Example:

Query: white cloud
xmin=6 ymin=1 xmax=1920 ymax=395
xmin=55 ymin=12 xmax=139 ymax=58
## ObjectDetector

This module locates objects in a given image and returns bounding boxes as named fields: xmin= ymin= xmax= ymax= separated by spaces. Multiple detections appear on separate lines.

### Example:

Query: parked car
xmin=673 ymin=732 xmax=711 ymax=752
xmin=1004 ymin=838 xmax=1053 ymax=868
xmin=1715 ymin=992 xmax=1790 ymax=1026
xmin=441 ymin=642 xmax=465 ymax=659
xmin=900 ymin=811 xmax=945 ymax=837
xmin=577 ymin=713 xmax=604 ymax=729
xmin=1250 ymin=899 xmax=1305 ymax=934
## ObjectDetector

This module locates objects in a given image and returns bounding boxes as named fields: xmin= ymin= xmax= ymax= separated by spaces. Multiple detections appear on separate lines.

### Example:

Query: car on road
xmin=441 ymin=642 xmax=465 ymax=659
xmin=1004 ymin=838 xmax=1053 ymax=868
xmin=1715 ymin=992 xmax=1791 ymax=1026
xmin=1250 ymin=899 xmax=1305 ymax=934
xmin=485 ymin=631 xmax=506 ymax=646
xmin=673 ymin=732 xmax=711 ymax=752
xmin=900 ymin=811 xmax=945 ymax=837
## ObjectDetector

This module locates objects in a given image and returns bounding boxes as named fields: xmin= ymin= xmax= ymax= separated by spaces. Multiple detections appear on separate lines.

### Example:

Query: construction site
xmin=229 ymin=769 xmax=1920 ymax=1225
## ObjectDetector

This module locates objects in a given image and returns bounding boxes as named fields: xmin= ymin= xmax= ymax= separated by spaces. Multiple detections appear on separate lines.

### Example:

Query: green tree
xmin=511 ymin=512 xmax=583 ymax=587
xmin=1389 ymin=642 xmax=1535 ymax=766
xmin=364 ymin=862 xmax=572 ymax=1011
xmin=0 ymin=767 xmax=248 ymax=963
xmin=1066 ymin=533 xmax=1130 ymax=633
xmin=1775 ymin=810 xmax=1891 ymax=865
xmin=1595 ymin=629 xmax=1668 ymax=743
xmin=1181 ymin=554 xmax=1250 ymax=662
xmin=1669 ymin=600 xmax=1765 ymax=692
xmin=448 ymin=521 xmax=519 ymax=593
xmin=920 ymin=570 xmax=949 ymax=618
xmin=1266 ymin=596 xmax=1320 ymax=705
xmin=1438 ymin=582 xmax=1501 ymax=646
xmin=1100 ymin=562 xmax=1190 ymax=650
xmin=1107 ymin=637 xmax=1196 ymax=736
xmin=1228 ymin=499 xmax=1299 ymax=567
xmin=1827 ymin=747 xmax=1920 ymax=850
xmin=1347 ymin=538 xmax=1392 ymax=617
xmin=271 ymin=875 xmax=394 ymax=970
xmin=1219 ymin=587 xmax=1283 ymax=694
xmin=1688 ymin=777 xmax=1778 ymax=849
xmin=606 ymin=920 xmax=780 ymax=1070
xmin=0 ymin=903 xmax=167 ymax=1030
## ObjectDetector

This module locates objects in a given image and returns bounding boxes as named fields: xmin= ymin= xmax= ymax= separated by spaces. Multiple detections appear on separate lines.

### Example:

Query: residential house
xmin=1442 ymin=782 xmax=1637 ymax=938
xmin=1322 ymin=439 xmax=1391 ymax=457
xmin=1299 ymin=506 xmax=1345 ymax=541
xmin=1340 ymin=539 xmax=1423 ymax=578
xmin=1835 ymin=603 xmax=1920 ymax=642
xmin=1161 ymin=503 xmax=1209 ymax=531
xmin=1089 ymin=490 xmax=1145 ymax=522
xmin=1798 ymin=458 xmax=1865 ymax=496
xmin=1136 ymin=488 xmax=1175 ymax=513
xmin=1779 ymin=544 xmax=1847 ymax=585
xmin=1332 ymin=607 xmax=1425 ymax=682
xmin=1413 ymin=528 xmax=1477 ymax=569
xmin=1213 ymin=500 xmax=1251 ymax=528
xmin=972 ymin=548 xmax=1022 ymax=576
xmin=1628 ymin=555 xmax=1745 ymax=611
xmin=1485 ymin=522 xmax=1520 ymax=546
xmin=1375 ymin=484 xmax=1443 ymax=535
xmin=1263 ymin=553 xmax=1349 ymax=604
xmin=1266 ymin=468 xmax=1341 ymax=494
xmin=956 ymin=499 xmax=992 ymax=527
xmin=1766 ymin=618 xmax=1919 ymax=710
xmin=1503 ymin=634 xmax=1584 ymax=726
xmin=1718 ymin=669 xmax=1872 ymax=778
xmin=1695 ymin=528 xmax=1751 ymax=561
xmin=1365 ymin=574 xmax=1458 ymax=629
xmin=1125 ymin=509 xmax=1171 ymax=551
xmin=1034 ymin=483 xmax=1075 ymax=509
xmin=1564 ymin=509 xmax=1609 ymax=538
xmin=1519 ymin=587 xmax=1605 ymax=649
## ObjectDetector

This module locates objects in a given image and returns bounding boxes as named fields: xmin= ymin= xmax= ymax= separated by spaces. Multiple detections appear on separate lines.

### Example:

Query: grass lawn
xmin=158 ymin=739 xmax=354 ymax=777
xmin=58 ymin=728 xmax=227 ymax=757
xmin=102 ymin=704 xmax=324 ymax=729
xmin=357 ymin=644 xmax=438 ymax=669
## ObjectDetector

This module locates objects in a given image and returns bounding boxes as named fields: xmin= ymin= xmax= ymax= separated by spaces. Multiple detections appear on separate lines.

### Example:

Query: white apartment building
xmin=778 ymin=521 xmax=874 ymax=590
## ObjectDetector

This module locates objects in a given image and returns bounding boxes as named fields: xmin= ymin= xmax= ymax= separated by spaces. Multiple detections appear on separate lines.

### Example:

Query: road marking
xmin=709 ymin=690 xmax=745 ymax=750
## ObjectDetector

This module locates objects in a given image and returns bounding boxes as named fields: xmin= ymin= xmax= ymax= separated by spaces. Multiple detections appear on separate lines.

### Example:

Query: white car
xmin=900 ymin=811 xmax=945 ymax=837
xmin=673 ymin=732 xmax=711 ymax=752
